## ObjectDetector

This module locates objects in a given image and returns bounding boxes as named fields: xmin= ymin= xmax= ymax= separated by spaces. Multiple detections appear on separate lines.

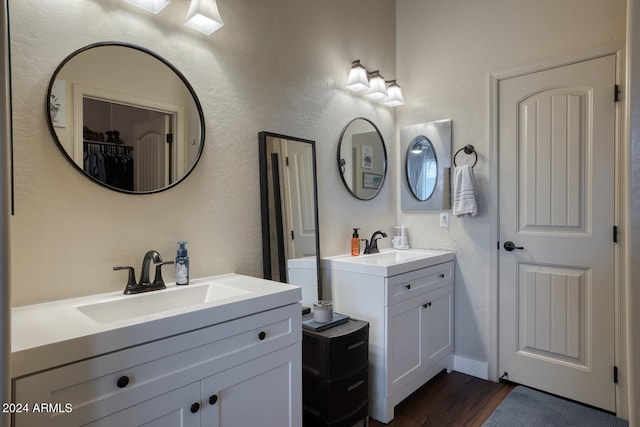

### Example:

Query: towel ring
xmin=453 ymin=144 xmax=477 ymax=168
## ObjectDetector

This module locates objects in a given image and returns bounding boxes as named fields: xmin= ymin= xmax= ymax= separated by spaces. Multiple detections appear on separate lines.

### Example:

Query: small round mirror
xmin=46 ymin=42 xmax=205 ymax=194
xmin=337 ymin=118 xmax=387 ymax=200
xmin=406 ymin=135 xmax=438 ymax=201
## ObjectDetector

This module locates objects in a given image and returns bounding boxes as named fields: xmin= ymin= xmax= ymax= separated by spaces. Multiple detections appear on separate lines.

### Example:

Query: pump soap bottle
xmin=351 ymin=228 xmax=360 ymax=256
xmin=176 ymin=241 xmax=189 ymax=285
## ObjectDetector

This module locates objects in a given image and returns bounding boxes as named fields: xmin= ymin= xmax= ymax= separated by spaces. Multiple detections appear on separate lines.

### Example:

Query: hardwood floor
xmin=369 ymin=371 xmax=515 ymax=427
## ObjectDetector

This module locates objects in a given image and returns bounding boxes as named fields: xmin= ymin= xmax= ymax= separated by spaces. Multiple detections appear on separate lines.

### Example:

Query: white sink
xmin=75 ymin=282 xmax=250 ymax=324
xmin=324 ymin=249 xmax=454 ymax=276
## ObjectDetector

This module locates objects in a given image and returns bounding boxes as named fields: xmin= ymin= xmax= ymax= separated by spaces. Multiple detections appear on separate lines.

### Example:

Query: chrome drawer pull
xmin=347 ymin=380 xmax=364 ymax=392
xmin=347 ymin=341 xmax=365 ymax=351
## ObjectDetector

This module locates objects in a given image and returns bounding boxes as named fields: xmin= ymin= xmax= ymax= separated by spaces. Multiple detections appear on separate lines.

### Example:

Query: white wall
xmin=396 ymin=0 xmax=626 ymax=371
xmin=9 ymin=0 xmax=397 ymax=306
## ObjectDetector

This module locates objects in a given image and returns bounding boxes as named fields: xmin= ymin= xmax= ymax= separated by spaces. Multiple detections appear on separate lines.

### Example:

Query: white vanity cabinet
xmin=12 ymin=302 xmax=302 ymax=427
xmin=328 ymin=254 xmax=454 ymax=423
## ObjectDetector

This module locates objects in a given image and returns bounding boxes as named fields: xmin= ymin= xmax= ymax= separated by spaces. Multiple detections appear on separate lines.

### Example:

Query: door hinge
xmin=614 ymin=366 xmax=618 ymax=384
xmin=285 ymin=156 xmax=289 ymax=166
xmin=614 ymin=84 xmax=621 ymax=102
xmin=613 ymin=225 xmax=618 ymax=243
xmin=291 ymin=230 xmax=295 ymax=240
xmin=166 ymin=133 xmax=173 ymax=144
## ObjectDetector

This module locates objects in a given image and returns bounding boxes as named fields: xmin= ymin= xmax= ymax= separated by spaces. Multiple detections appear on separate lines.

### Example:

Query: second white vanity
xmin=11 ymin=274 xmax=302 ymax=427
xmin=325 ymin=249 xmax=454 ymax=423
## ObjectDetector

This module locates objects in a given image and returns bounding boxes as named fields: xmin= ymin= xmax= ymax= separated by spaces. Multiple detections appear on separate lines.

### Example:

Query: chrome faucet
xmin=114 ymin=250 xmax=173 ymax=294
xmin=363 ymin=231 xmax=388 ymax=254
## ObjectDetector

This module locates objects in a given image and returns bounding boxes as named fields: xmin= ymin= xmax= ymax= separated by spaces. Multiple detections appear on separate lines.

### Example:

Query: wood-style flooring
xmin=369 ymin=371 xmax=515 ymax=427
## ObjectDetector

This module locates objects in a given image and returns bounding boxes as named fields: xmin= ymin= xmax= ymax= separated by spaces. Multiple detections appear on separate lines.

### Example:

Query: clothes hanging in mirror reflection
xmin=83 ymin=141 xmax=134 ymax=191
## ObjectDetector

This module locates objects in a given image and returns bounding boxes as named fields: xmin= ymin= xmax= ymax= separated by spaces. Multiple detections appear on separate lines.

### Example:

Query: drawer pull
xmin=440 ymin=273 xmax=445 ymax=279
xmin=405 ymin=284 xmax=411 ymax=290
xmin=190 ymin=402 xmax=200 ymax=413
xmin=347 ymin=341 xmax=365 ymax=351
xmin=347 ymin=380 xmax=365 ymax=392
xmin=422 ymin=302 xmax=432 ymax=309
xmin=258 ymin=331 xmax=267 ymax=341
xmin=209 ymin=394 xmax=218 ymax=405
xmin=116 ymin=375 xmax=130 ymax=388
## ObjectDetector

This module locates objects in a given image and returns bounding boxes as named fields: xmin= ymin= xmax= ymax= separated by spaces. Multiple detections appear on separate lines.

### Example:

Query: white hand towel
xmin=453 ymin=164 xmax=478 ymax=217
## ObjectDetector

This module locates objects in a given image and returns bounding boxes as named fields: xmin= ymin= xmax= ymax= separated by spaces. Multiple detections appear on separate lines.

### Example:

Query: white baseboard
xmin=453 ymin=355 xmax=489 ymax=380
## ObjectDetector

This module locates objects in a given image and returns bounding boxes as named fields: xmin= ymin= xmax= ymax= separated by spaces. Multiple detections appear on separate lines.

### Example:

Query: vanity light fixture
xmin=384 ymin=80 xmax=405 ymax=107
xmin=365 ymin=71 xmax=388 ymax=100
xmin=185 ymin=0 xmax=224 ymax=35
xmin=346 ymin=60 xmax=370 ymax=92
xmin=125 ymin=0 xmax=170 ymax=14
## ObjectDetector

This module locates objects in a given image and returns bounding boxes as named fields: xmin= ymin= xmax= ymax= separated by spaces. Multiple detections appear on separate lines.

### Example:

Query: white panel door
xmin=498 ymin=55 xmax=616 ymax=411
xmin=284 ymin=140 xmax=317 ymax=258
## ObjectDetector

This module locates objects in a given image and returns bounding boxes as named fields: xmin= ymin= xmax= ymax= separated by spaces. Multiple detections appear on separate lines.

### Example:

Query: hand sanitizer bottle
xmin=176 ymin=241 xmax=189 ymax=285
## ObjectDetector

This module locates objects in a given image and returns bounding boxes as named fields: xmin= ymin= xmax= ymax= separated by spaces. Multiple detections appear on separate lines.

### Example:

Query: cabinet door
xmin=85 ymin=382 xmax=201 ymax=427
xmin=386 ymin=297 xmax=428 ymax=396
xmin=425 ymin=284 xmax=454 ymax=365
xmin=202 ymin=343 xmax=302 ymax=427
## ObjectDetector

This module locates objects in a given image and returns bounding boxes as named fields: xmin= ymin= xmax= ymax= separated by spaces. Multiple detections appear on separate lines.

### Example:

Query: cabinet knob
xmin=258 ymin=331 xmax=267 ymax=341
xmin=190 ymin=402 xmax=200 ymax=413
xmin=439 ymin=273 xmax=445 ymax=279
xmin=422 ymin=302 xmax=432 ymax=309
xmin=116 ymin=375 xmax=130 ymax=388
xmin=209 ymin=394 xmax=218 ymax=405
xmin=405 ymin=284 xmax=411 ymax=290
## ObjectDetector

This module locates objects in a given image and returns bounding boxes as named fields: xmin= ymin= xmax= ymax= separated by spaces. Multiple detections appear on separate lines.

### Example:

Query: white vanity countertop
xmin=11 ymin=273 xmax=301 ymax=377
xmin=324 ymin=248 xmax=455 ymax=276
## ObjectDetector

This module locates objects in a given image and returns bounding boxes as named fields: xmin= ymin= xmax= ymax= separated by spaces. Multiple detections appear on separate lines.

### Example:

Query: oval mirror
xmin=406 ymin=135 xmax=438 ymax=201
xmin=337 ymin=118 xmax=387 ymax=200
xmin=46 ymin=42 xmax=205 ymax=194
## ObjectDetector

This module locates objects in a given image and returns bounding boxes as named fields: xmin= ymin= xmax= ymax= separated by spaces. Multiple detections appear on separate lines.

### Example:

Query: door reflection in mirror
xmin=259 ymin=132 xmax=322 ymax=303
xmin=45 ymin=42 xmax=205 ymax=194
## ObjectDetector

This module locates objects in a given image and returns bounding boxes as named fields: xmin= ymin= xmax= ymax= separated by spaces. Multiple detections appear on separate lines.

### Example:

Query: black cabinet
xmin=302 ymin=317 xmax=369 ymax=426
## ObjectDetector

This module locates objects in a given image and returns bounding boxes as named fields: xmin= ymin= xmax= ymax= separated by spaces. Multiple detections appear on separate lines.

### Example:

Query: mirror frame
xmin=337 ymin=117 xmax=387 ymax=200
xmin=258 ymin=131 xmax=322 ymax=300
xmin=45 ymin=41 xmax=206 ymax=195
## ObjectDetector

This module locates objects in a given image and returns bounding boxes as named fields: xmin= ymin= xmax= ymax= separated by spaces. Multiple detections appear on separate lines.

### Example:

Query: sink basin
xmin=75 ymin=282 xmax=250 ymax=324
xmin=324 ymin=249 xmax=454 ymax=276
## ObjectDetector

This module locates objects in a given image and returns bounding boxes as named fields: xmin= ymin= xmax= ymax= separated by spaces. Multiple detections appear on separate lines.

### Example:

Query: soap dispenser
xmin=351 ymin=228 xmax=361 ymax=256
xmin=176 ymin=241 xmax=189 ymax=285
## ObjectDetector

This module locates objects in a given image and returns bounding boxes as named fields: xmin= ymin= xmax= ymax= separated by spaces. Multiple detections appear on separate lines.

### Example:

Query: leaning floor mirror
xmin=258 ymin=132 xmax=322 ymax=307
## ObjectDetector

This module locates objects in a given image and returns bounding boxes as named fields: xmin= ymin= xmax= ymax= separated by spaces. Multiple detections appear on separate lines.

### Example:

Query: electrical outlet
xmin=439 ymin=212 xmax=449 ymax=228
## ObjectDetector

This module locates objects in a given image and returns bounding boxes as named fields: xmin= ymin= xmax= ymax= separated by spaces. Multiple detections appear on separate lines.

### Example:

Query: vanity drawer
xmin=13 ymin=303 xmax=300 ymax=427
xmin=386 ymin=261 xmax=453 ymax=306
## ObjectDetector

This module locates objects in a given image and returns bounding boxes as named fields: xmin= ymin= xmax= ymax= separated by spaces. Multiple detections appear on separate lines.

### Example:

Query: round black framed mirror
xmin=45 ymin=42 xmax=205 ymax=194
xmin=406 ymin=135 xmax=438 ymax=201
xmin=337 ymin=117 xmax=387 ymax=200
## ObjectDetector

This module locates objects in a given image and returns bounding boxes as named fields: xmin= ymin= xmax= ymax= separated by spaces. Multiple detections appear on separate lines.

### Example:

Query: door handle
xmin=503 ymin=241 xmax=524 ymax=252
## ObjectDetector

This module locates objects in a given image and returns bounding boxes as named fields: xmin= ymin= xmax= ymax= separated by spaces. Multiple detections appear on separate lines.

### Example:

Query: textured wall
xmin=396 ymin=0 xmax=626 ymax=369
xmin=9 ymin=0 xmax=397 ymax=305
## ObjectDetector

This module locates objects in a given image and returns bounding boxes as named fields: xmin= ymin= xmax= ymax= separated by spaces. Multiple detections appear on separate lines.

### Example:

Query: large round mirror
xmin=406 ymin=135 xmax=438 ymax=201
xmin=337 ymin=118 xmax=387 ymax=200
xmin=46 ymin=42 xmax=205 ymax=194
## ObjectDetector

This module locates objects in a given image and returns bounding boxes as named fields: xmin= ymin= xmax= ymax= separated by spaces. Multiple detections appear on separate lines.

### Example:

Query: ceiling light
xmin=125 ymin=0 xmax=170 ymax=14
xmin=185 ymin=0 xmax=224 ymax=35
xmin=384 ymin=80 xmax=405 ymax=107
xmin=366 ymin=71 xmax=387 ymax=100
xmin=346 ymin=60 xmax=370 ymax=92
